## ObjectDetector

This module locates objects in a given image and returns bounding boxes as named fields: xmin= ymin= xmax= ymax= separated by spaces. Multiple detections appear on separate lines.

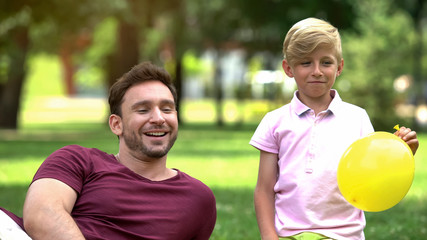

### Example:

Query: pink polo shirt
xmin=250 ymin=90 xmax=374 ymax=240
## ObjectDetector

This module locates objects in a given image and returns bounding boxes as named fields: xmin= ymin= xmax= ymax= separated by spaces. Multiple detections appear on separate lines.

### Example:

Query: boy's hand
xmin=394 ymin=126 xmax=419 ymax=155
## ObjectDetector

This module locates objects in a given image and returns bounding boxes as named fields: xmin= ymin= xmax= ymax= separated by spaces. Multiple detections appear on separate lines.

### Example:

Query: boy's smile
xmin=282 ymin=46 xmax=343 ymax=109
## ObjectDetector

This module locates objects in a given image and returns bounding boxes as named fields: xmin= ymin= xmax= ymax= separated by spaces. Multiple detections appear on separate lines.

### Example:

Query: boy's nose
xmin=312 ymin=64 xmax=323 ymax=77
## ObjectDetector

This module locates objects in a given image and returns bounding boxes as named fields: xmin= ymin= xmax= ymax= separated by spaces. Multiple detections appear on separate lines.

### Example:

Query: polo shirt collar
xmin=291 ymin=89 xmax=342 ymax=116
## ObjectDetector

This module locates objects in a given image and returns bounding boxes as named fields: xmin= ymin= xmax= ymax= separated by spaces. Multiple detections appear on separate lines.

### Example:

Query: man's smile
xmin=145 ymin=132 xmax=167 ymax=137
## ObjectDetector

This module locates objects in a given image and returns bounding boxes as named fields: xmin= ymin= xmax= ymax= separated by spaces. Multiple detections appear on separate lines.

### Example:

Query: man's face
xmin=118 ymin=81 xmax=178 ymax=159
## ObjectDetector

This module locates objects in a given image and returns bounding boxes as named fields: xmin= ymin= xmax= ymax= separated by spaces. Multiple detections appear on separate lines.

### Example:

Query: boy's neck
xmin=297 ymin=91 xmax=333 ymax=115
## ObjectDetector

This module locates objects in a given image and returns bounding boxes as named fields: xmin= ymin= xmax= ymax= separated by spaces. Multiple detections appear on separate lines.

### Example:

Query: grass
xmin=0 ymin=121 xmax=261 ymax=239
xmin=1 ymin=100 xmax=427 ymax=239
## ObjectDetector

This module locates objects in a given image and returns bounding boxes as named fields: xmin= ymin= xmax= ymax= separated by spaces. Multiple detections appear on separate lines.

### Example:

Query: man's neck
xmin=115 ymin=151 xmax=177 ymax=181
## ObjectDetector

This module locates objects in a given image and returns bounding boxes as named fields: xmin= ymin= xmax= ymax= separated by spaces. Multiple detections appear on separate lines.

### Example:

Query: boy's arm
xmin=394 ymin=126 xmax=419 ymax=155
xmin=23 ymin=178 xmax=85 ymax=240
xmin=254 ymin=150 xmax=279 ymax=240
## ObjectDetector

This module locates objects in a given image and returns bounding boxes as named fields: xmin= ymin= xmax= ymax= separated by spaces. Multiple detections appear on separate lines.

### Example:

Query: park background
xmin=1 ymin=0 xmax=426 ymax=239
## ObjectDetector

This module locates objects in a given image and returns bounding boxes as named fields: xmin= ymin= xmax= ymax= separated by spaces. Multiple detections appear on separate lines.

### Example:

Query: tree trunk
xmin=58 ymin=32 xmax=91 ymax=97
xmin=59 ymin=46 xmax=77 ymax=96
xmin=214 ymin=53 xmax=224 ymax=127
xmin=174 ymin=58 xmax=184 ymax=124
xmin=107 ymin=20 xmax=140 ymax=89
xmin=0 ymin=26 xmax=29 ymax=129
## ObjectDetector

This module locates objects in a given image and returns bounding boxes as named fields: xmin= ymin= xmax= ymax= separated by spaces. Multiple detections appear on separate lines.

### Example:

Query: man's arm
xmin=254 ymin=150 xmax=279 ymax=240
xmin=23 ymin=178 xmax=85 ymax=240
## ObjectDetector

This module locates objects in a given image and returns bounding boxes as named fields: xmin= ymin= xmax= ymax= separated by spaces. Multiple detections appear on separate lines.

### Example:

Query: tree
xmin=339 ymin=0 xmax=416 ymax=130
xmin=0 ymin=0 xmax=118 ymax=129
xmin=30 ymin=0 xmax=118 ymax=96
xmin=0 ymin=4 xmax=30 ymax=129
xmin=393 ymin=0 xmax=426 ymax=130
xmin=185 ymin=0 xmax=357 ymax=126
xmin=0 ymin=0 xmax=188 ymax=129
xmin=103 ymin=0 xmax=183 ymax=123
xmin=59 ymin=31 xmax=92 ymax=96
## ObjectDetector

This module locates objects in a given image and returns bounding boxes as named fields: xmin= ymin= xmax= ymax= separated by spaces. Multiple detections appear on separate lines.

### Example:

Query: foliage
xmin=1 ymin=0 xmax=426 ymax=129
xmin=338 ymin=0 xmax=417 ymax=131
xmin=24 ymin=54 xmax=63 ymax=97
xmin=229 ymin=0 xmax=356 ymax=54
xmin=182 ymin=50 xmax=210 ymax=76
xmin=0 ymin=55 xmax=9 ymax=84
xmin=74 ymin=18 xmax=118 ymax=94
xmin=0 ymin=0 xmax=121 ymax=53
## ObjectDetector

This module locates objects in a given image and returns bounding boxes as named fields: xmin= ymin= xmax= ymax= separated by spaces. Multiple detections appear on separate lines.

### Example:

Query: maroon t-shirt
xmin=5 ymin=145 xmax=216 ymax=240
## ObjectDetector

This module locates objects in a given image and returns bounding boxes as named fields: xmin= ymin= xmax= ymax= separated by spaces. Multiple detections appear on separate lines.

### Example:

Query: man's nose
xmin=150 ymin=108 xmax=165 ymax=124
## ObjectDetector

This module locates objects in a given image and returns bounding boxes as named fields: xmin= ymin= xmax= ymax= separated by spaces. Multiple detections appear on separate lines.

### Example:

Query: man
xmin=0 ymin=62 xmax=217 ymax=240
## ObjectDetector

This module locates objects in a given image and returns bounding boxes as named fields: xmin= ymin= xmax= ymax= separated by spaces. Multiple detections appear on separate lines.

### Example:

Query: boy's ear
xmin=282 ymin=59 xmax=294 ymax=78
xmin=109 ymin=114 xmax=123 ymax=136
xmin=336 ymin=58 xmax=344 ymax=76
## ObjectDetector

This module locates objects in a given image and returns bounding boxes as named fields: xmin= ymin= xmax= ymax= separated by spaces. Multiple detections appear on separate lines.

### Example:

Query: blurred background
xmin=1 ymin=1 xmax=427 ymax=239
xmin=0 ymin=0 xmax=426 ymax=131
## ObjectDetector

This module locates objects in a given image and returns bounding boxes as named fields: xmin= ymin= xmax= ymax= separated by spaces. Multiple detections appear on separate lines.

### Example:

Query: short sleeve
xmin=249 ymin=112 xmax=279 ymax=154
xmin=32 ymin=145 xmax=91 ymax=194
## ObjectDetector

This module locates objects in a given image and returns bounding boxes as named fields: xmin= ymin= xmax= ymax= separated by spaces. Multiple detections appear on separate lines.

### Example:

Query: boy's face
xmin=282 ymin=46 xmax=343 ymax=105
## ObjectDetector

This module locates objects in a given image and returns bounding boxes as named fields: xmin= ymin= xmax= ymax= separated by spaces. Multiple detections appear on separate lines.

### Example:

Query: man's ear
xmin=109 ymin=114 xmax=123 ymax=136
xmin=337 ymin=58 xmax=344 ymax=77
xmin=282 ymin=59 xmax=294 ymax=78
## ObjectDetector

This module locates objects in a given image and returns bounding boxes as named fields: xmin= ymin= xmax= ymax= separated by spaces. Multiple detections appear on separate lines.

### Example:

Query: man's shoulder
xmin=54 ymin=145 xmax=108 ymax=157
xmin=58 ymin=144 xmax=100 ymax=152
xmin=46 ymin=145 xmax=112 ymax=168
xmin=176 ymin=171 xmax=214 ymax=195
xmin=175 ymin=171 xmax=216 ymax=215
xmin=177 ymin=170 xmax=207 ymax=186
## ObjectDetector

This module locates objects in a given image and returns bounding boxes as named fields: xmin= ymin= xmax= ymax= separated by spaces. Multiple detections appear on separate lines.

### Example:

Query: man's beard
xmin=123 ymin=127 xmax=177 ymax=159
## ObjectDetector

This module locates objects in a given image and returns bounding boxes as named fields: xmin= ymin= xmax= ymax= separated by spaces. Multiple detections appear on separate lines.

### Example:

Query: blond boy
xmin=250 ymin=18 xmax=418 ymax=240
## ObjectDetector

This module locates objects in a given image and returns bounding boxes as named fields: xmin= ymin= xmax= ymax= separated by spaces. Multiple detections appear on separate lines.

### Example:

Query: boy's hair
xmin=108 ymin=61 xmax=177 ymax=117
xmin=282 ymin=18 xmax=342 ymax=66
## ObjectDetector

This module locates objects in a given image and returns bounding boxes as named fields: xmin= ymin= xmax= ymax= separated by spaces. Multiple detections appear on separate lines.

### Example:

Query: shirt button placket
xmin=306 ymin=112 xmax=316 ymax=173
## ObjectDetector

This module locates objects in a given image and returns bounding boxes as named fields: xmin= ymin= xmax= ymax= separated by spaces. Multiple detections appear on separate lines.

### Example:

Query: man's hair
xmin=108 ymin=61 xmax=177 ymax=116
xmin=282 ymin=18 xmax=342 ymax=66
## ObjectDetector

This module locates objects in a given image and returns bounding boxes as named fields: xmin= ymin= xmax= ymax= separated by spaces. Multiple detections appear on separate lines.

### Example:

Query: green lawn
xmin=1 ymin=120 xmax=426 ymax=239
xmin=5 ymin=55 xmax=425 ymax=239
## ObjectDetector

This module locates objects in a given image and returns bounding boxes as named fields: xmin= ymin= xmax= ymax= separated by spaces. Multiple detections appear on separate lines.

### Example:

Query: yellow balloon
xmin=337 ymin=132 xmax=414 ymax=212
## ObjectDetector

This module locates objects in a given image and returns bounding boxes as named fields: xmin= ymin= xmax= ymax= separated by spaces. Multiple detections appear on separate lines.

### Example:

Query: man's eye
xmin=162 ymin=108 xmax=174 ymax=113
xmin=137 ymin=109 xmax=148 ymax=113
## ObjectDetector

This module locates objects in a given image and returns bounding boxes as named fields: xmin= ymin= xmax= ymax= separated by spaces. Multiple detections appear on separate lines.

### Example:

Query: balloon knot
xmin=393 ymin=124 xmax=400 ymax=131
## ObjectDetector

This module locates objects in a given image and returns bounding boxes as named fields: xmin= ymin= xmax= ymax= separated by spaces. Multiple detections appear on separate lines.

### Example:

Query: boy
xmin=250 ymin=18 xmax=418 ymax=240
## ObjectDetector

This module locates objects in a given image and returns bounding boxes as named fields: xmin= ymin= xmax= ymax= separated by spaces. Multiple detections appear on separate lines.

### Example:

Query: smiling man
xmin=0 ymin=62 xmax=217 ymax=240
